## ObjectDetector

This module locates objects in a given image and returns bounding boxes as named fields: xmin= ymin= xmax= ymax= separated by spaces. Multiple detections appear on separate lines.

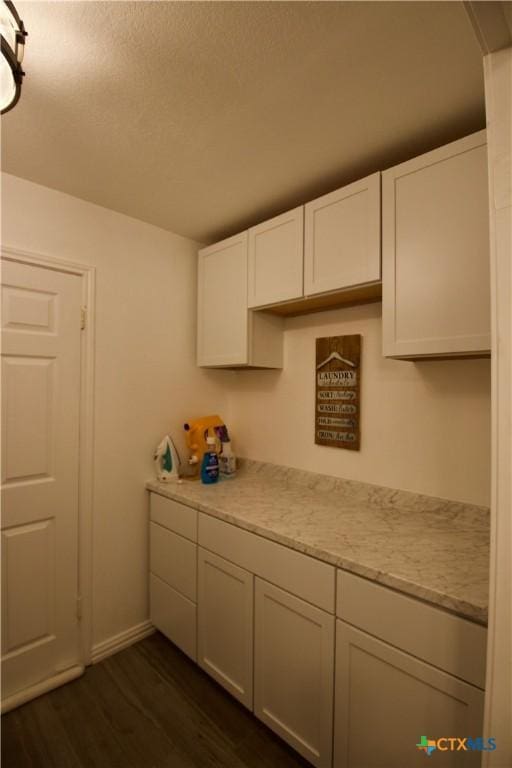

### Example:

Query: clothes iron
xmin=154 ymin=435 xmax=181 ymax=482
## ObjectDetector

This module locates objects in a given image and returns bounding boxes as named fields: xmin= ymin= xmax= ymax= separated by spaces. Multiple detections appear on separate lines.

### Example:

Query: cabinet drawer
xmin=198 ymin=513 xmax=335 ymax=613
xmin=337 ymin=570 xmax=487 ymax=688
xmin=150 ymin=492 xmax=197 ymax=542
xmin=150 ymin=574 xmax=197 ymax=661
xmin=150 ymin=522 xmax=197 ymax=602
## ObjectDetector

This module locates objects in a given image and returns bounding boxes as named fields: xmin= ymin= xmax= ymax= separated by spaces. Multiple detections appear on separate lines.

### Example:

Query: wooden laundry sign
xmin=315 ymin=334 xmax=361 ymax=450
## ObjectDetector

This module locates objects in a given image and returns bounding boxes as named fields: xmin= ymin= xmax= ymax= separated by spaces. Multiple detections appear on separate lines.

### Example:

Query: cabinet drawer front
xmin=150 ymin=522 xmax=197 ymax=602
xmin=198 ymin=513 xmax=335 ymax=612
xmin=254 ymin=578 xmax=334 ymax=768
xmin=304 ymin=172 xmax=381 ymax=296
xmin=248 ymin=207 xmax=304 ymax=308
xmin=150 ymin=492 xmax=197 ymax=542
xmin=337 ymin=570 xmax=487 ymax=688
xmin=334 ymin=620 xmax=484 ymax=768
xmin=150 ymin=574 xmax=197 ymax=661
xmin=197 ymin=548 xmax=254 ymax=709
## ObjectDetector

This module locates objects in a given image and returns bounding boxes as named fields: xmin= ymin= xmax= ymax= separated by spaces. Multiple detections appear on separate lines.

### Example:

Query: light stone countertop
xmin=146 ymin=460 xmax=489 ymax=625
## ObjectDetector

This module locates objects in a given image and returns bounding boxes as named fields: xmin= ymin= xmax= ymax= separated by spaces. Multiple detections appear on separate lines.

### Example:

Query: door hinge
xmin=76 ymin=595 xmax=83 ymax=621
xmin=80 ymin=306 xmax=87 ymax=331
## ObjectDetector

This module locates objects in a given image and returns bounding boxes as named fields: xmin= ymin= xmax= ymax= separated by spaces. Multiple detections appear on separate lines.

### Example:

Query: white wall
xmin=1 ymin=172 xmax=492 ymax=654
xmin=1 ymin=172 xmax=232 ymax=648
xmin=228 ymin=302 xmax=491 ymax=506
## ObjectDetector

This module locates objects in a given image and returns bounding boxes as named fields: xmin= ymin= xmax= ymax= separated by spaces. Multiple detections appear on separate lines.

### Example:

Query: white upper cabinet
xmin=304 ymin=172 xmax=381 ymax=296
xmin=382 ymin=130 xmax=490 ymax=358
xmin=248 ymin=207 xmax=304 ymax=308
xmin=197 ymin=232 xmax=283 ymax=368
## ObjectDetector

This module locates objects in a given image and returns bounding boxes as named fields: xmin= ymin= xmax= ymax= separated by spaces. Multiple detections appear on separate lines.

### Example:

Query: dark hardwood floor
xmin=1 ymin=632 xmax=310 ymax=768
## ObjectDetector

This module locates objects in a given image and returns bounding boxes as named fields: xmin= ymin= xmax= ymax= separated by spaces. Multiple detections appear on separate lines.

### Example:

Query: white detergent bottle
xmin=219 ymin=441 xmax=237 ymax=479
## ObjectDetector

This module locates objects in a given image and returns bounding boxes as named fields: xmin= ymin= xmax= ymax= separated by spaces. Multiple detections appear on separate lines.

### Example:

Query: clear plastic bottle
xmin=200 ymin=436 xmax=219 ymax=484
xmin=219 ymin=440 xmax=237 ymax=479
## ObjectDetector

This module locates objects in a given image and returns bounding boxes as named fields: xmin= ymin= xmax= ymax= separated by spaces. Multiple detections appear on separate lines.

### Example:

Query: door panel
xmin=248 ymin=207 xmax=304 ymax=307
xmin=197 ymin=233 xmax=248 ymax=366
xmin=254 ymin=578 xmax=334 ymax=768
xmin=334 ymin=621 xmax=485 ymax=768
xmin=2 ymin=356 xmax=55 ymax=482
xmin=197 ymin=547 xmax=253 ymax=708
xmin=304 ymin=173 xmax=381 ymax=296
xmin=1 ymin=258 xmax=82 ymax=704
xmin=1 ymin=284 xmax=56 ymax=332
xmin=1 ymin=520 xmax=55 ymax=653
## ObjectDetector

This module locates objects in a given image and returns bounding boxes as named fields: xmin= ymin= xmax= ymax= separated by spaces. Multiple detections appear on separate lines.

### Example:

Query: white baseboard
xmin=91 ymin=620 xmax=155 ymax=665
xmin=1 ymin=665 xmax=84 ymax=714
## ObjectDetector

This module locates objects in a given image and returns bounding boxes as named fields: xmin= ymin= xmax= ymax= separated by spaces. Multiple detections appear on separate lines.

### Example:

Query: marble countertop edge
xmin=145 ymin=465 xmax=489 ymax=626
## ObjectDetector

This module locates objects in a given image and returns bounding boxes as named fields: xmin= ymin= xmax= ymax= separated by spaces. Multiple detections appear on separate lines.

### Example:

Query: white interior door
xmin=1 ymin=258 xmax=83 ymax=706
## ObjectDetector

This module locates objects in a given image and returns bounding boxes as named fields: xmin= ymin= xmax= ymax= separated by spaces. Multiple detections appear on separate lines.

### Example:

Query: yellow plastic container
xmin=183 ymin=415 xmax=226 ymax=468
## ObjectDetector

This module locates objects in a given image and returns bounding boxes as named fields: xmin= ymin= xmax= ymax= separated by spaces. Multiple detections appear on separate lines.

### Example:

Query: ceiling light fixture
xmin=0 ymin=0 xmax=27 ymax=115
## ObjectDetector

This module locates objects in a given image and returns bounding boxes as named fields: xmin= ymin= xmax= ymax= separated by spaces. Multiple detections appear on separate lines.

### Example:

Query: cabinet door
xmin=304 ymin=172 xmax=381 ymax=296
xmin=334 ymin=621 xmax=485 ymax=768
xmin=197 ymin=232 xmax=249 ymax=366
xmin=197 ymin=548 xmax=254 ymax=709
xmin=254 ymin=578 xmax=334 ymax=768
xmin=382 ymin=130 xmax=490 ymax=358
xmin=248 ymin=207 xmax=304 ymax=308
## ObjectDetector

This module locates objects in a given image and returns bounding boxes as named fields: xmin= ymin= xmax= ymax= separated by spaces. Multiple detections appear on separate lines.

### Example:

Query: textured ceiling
xmin=2 ymin=1 xmax=485 ymax=243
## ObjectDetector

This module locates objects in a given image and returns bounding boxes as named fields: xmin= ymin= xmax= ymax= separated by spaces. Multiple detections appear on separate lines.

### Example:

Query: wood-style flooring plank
xmin=110 ymin=641 xmax=245 ymax=768
xmin=2 ymin=695 xmax=83 ymax=768
xmin=1 ymin=632 xmax=309 ymax=768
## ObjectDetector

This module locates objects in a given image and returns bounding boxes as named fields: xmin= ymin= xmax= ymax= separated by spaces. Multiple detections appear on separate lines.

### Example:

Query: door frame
xmin=1 ymin=245 xmax=96 ymax=670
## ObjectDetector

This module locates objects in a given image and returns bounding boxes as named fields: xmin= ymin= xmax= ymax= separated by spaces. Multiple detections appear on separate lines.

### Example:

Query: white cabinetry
xmin=333 ymin=571 xmax=486 ymax=768
xmin=254 ymin=578 xmax=335 ymax=768
xmin=148 ymin=497 xmax=487 ymax=768
xmin=198 ymin=512 xmax=335 ymax=613
xmin=304 ymin=173 xmax=381 ymax=297
xmin=149 ymin=494 xmax=198 ymax=661
xmin=248 ymin=206 xmax=304 ymax=308
xmin=197 ymin=232 xmax=283 ymax=368
xmin=197 ymin=547 xmax=254 ymax=709
xmin=382 ymin=130 xmax=490 ymax=358
xmin=198 ymin=511 xmax=336 ymax=767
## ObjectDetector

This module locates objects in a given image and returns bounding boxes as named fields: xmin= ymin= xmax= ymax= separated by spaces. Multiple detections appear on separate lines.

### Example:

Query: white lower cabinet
xmin=150 ymin=496 xmax=486 ymax=768
xmin=334 ymin=621 xmax=485 ymax=768
xmin=254 ymin=578 xmax=335 ymax=768
xmin=197 ymin=547 xmax=254 ymax=709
